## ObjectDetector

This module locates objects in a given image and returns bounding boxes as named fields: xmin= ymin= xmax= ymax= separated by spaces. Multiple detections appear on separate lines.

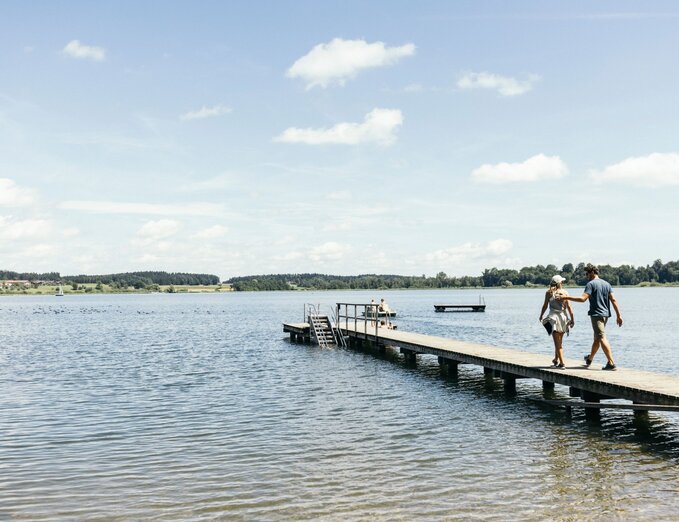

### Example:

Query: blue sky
xmin=1 ymin=1 xmax=678 ymax=279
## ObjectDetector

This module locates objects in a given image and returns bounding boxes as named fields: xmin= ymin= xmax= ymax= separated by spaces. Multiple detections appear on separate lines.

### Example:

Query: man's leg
xmin=589 ymin=337 xmax=600 ymax=360
xmin=590 ymin=316 xmax=614 ymax=366
xmin=599 ymin=336 xmax=615 ymax=365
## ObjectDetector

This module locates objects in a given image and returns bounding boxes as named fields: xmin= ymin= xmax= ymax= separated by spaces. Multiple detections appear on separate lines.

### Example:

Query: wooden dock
xmin=434 ymin=304 xmax=486 ymax=312
xmin=284 ymin=316 xmax=679 ymax=411
xmin=338 ymin=323 xmax=679 ymax=408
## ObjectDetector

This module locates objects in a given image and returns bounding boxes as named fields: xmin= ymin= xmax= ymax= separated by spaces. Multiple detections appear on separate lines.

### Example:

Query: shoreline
xmin=2 ymin=282 xmax=677 ymax=297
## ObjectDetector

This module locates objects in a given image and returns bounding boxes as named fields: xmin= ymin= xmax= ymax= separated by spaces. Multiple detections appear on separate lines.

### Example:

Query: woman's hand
xmin=569 ymin=319 xmax=575 ymax=327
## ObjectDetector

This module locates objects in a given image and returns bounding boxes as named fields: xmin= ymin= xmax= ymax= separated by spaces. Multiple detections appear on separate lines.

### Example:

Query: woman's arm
xmin=566 ymin=300 xmax=575 ymax=326
xmin=539 ymin=292 xmax=550 ymax=320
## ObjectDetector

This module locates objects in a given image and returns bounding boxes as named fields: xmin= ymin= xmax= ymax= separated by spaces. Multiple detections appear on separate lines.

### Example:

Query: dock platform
xmin=434 ymin=304 xmax=486 ymax=312
xmin=285 ymin=311 xmax=679 ymax=410
xmin=337 ymin=323 xmax=679 ymax=407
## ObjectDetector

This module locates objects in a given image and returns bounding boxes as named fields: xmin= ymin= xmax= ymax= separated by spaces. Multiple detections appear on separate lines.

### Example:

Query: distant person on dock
xmin=539 ymin=275 xmax=574 ymax=369
xmin=557 ymin=263 xmax=623 ymax=371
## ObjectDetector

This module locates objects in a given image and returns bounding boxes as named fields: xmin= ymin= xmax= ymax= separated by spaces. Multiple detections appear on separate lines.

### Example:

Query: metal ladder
xmin=309 ymin=314 xmax=336 ymax=348
xmin=305 ymin=303 xmax=346 ymax=348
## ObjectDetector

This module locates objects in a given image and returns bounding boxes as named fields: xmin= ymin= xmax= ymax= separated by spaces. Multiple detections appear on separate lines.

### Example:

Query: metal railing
xmin=335 ymin=302 xmax=380 ymax=341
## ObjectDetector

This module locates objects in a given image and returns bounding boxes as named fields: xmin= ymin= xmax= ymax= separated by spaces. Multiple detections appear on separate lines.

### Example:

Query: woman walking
xmin=539 ymin=275 xmax=575 ymax=368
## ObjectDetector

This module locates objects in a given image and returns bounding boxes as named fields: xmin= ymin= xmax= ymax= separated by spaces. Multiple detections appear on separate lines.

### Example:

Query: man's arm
xmin=610 ymin=292 xmax=623 ymax=326
xmin=560 ymin=292 xmax=590 ymax=303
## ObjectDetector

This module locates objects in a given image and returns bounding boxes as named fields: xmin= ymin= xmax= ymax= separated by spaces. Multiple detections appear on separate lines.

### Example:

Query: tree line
xmin=0 ymin=270 xmax=219 ymax=287
xmin=226 ymin=259 xmax=679 ymax=291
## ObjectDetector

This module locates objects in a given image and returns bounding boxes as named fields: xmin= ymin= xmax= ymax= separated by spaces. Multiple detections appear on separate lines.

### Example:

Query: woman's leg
xmin=552 ymin=331 xmax=565 ymax=365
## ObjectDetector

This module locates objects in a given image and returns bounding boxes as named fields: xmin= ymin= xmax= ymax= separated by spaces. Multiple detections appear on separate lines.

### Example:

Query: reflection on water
xmin=1 ymin=289 xmax=678 ymax=520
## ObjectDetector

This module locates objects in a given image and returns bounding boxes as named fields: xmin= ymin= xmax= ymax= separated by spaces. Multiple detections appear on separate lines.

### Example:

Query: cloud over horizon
xmin=471 ymin=154 xmax=568 ymax=183
xmin=59 ymin=201 xmax=224 ymax=217
xmin=274 ymin=108 xmax=403 ymax=145
xmin=62 ymin=40 xmax=106 ymax=61
xmin=287 ymin=38 xmax=415 ymax=89
xmin=590 ymin=152 xmax=679 ymax=187
xmin=0 ymin=178 xmax=36 ymax=207
xmin=457 ymin=71 xmax=540 ymax=96
xmin=180 ymin=104 xmax=232 ymax=121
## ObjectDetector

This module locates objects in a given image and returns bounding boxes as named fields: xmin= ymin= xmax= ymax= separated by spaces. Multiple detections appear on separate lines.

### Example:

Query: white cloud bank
xmin=472 ymin=154 xmax=568 ymax=183
xmin=60 ymin=200 xmax=224 ymax=217
xmin=180 ymin=104 xmax=232 ymax=121
xmin=195 ymin=225 xmax=228 ymax=239
xmin=62 ymin=40 xmax=106 ymax=61
xmin=590 ymin=152 xmax=679 ymax=187
xmin=425 ymin=239 xmax=514 ymax=264
xmin=0 ymin=178 xmax=35 ymax=207
xmin=137 ymin=219 xmax=180 ymax=240
xmin=0 ymin=217 xmax=51 ymax=240
xmin=287 ymin=38 xmax=415 ymax=89
xmin=458 ymin=71 xmax=540 ymax=96
xmin=274 ymin=108 xmax=403 ymax=145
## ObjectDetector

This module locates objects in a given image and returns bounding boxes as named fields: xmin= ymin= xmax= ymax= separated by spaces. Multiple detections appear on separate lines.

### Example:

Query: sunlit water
xmin=1 ymin=288 xmax=678 ymax=520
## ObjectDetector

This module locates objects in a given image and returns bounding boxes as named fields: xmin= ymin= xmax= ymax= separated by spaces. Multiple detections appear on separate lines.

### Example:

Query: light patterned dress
xmin=544 ymin=291 xmax=570 ymax=334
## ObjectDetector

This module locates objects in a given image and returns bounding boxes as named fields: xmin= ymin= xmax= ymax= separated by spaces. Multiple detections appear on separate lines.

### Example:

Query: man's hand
xmin=617 ymin=316 xmax=623 ymax=327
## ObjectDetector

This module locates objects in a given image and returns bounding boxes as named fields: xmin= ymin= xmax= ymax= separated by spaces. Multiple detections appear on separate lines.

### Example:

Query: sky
xmin=1 ymin=1 xmax=678 ymax=280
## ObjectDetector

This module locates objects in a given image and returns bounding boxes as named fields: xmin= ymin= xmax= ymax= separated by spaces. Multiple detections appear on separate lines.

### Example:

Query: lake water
xmin=1 ymin=288 xmax=678 ymax=520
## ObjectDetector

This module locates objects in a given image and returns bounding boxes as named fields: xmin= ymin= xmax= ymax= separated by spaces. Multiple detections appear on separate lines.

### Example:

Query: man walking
xmin=559 ymin=263 xmax=623 ymax=370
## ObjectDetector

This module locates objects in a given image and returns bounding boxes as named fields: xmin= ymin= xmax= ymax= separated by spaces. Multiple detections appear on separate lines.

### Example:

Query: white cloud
xmin=457 ymin=71 xmax=540 ymax=96
xmin=0 ymin=216 xmax=51 ymax=240
xmin=471 ymin=154 xmax=568 ymax=183
xmin=422 ymin=239 xmax=515 ymax=274
xmin=590 ymin=153 xmax=679 ymax=187
xmin=403 ymin=83 xmax=424 ymax=92
xmin=326 ymin=190 xmax=352 ymax=201
xmin=309 ymin=241 xmax=351 ymax=262
xmin=137 ymin=219 xmax=180 ymax=240
xmin=274 ymin=108 xmax=403 ymax=145
xmin=180 ymin=104 xmax=232 ymax=121
xmin=425 ymin=239 xmax=513 ymax=262
xmin=61 ymin=227 xmax=80 ymax=237
xmin=287 ymin=38 xmax=415 ymax=89
xmin=0 ymin=178 xmax=36 ymax=207
xmin=179 ymin=173 xmax=240 ymax=192
xmin=62 ymin=40 xmax=106 ymax=62
xmin=195 ymin=225 xmax=228 ymax=239
xmin=59 ymin=200 xmax=224 ymax=217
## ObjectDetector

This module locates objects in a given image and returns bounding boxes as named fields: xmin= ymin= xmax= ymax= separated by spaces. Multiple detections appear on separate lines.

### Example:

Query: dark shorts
xmin=590 ymin=316 xmax=608 ymax=338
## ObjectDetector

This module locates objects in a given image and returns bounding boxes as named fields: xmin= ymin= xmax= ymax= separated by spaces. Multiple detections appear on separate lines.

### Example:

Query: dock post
xmin=582 ymin=391 xmax=602 ymax=421
xmin=439 ymin=357 xmax=459 ymax=377
xmin=502 ymin=375 xmax=516 ymax=394
xmin=400 ymin=348 xmax=417 ymax=365
xmin=542 ymin=381 xmax=555 ymax=392
xmin=633 ymin=401 xmax=649 ymax=421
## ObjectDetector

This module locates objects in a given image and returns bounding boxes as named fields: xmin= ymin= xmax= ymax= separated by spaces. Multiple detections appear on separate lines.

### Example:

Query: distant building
xmin=1 ymin=280 xmax=31 ymax=288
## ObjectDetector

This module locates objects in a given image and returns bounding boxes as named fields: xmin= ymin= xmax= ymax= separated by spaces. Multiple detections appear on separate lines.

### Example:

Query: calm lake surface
xmin=1 ymin=288 xmax=678 ymax=520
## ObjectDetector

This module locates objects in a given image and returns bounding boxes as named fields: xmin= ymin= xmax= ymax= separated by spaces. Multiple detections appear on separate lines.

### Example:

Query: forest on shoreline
xmin=3 ymin=260 xmax=678 ymax=293
xmin=226 ymin=260 xmax=679 ymax=291
xmin=0 ymin=270 xmax=219 ymax=289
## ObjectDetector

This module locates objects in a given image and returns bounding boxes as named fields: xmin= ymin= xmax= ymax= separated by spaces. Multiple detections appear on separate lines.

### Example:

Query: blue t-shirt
xmin=584 ymin=278 xmax=612 ymax=317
